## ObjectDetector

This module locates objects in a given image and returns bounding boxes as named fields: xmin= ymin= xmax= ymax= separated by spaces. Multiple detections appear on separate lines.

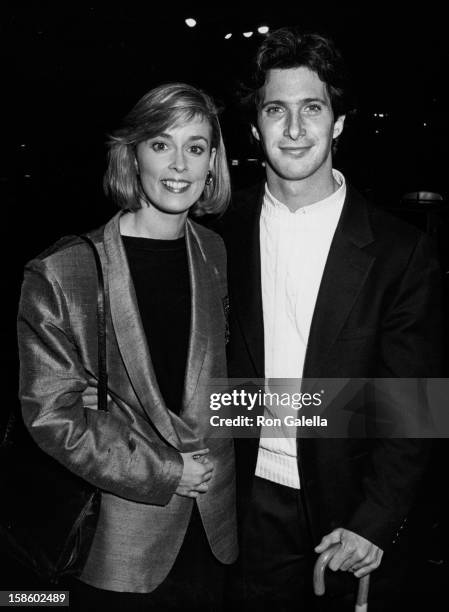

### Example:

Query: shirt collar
xmin=263 ymin=169 xmax=346 ymax=217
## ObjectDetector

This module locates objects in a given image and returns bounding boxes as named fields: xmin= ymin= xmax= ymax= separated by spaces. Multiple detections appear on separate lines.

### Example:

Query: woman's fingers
xmin=195 ymin=482 xmax=209 ymax=493
xmin=192 ymin=449 xmax=210 ymax=461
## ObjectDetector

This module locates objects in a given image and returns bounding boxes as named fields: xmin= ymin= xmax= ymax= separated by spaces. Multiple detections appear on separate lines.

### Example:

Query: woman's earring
xmin=205 ymin=171 xmax=213 ymax=186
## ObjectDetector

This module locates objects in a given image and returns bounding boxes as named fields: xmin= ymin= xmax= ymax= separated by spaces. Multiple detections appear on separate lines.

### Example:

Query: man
xmin=218 ymin=28 xmax=443 ymax=610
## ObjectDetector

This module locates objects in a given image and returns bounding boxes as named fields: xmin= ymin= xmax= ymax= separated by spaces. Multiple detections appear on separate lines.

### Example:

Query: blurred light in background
xmin=224 ymin=33 xmax=232 ymax=39
xmin=243 ymin=31 xmax=253 ymax=38
xmin=258 ymin=26 xmax=269 ymax=34
xmin=185 ymin=18 xmax=197 ymax=28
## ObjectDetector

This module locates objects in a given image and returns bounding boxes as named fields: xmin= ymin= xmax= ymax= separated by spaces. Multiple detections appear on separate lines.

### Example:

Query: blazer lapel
xmin=181 ymin=220 xmax=209 ymax=414
xmin=103 ymin=214 xmax=182 ymax=449
xmin=303 ymin=187 xmax=376 ymax=379
xmin=229 ymin=185 xmax=265 ymax=378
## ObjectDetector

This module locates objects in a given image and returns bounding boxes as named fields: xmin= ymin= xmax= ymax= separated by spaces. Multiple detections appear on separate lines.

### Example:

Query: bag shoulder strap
xmin=78 ymin=235 xmax=108 ymax=412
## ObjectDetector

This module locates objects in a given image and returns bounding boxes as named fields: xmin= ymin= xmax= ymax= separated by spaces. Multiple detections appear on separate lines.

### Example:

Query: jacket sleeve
xmin=345 ymin=233 xmax=443 ymax=549
xmin=17 ymin=258 xmax=183 ymax=506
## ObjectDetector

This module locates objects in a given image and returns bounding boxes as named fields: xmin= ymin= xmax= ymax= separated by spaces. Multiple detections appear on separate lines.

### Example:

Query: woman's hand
xmin=175 ymin=449 xmax=214 ymax=499
xmin=82 ymin=378 xmax=112 ymax=409
xmin=83 ymin=383 xmax=214 ymax=499
xmin=82 ymin=380 xmax=99 ymax=409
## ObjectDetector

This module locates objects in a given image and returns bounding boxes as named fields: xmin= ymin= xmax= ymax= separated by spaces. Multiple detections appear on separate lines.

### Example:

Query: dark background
xmin=2 ymin=3 xmax=448 ymax=603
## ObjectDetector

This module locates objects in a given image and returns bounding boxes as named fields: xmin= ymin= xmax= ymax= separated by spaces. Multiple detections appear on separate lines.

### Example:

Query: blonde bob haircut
xmin=104 ymin=83 xmax=231 ymax=217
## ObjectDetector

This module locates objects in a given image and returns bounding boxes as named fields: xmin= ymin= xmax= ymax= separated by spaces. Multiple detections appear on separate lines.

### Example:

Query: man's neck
xmin=266 ymin=168 xmax=338 ymax=212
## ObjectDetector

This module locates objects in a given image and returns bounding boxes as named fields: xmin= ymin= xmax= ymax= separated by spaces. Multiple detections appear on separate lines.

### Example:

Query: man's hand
xmin=175 ymin=449 xmax=214 ymax=499
xmin=314 ymin=528 xmax=383 ymax=578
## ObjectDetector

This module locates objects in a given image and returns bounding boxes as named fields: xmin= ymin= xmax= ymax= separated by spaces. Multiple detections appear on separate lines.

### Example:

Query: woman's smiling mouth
xmin=161 ymin=179 xmax=192 ymax=193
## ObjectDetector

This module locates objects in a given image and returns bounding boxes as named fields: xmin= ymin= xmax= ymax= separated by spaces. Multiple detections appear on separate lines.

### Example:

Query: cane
xmin=313 ymin=543 xmax=370 ymax=612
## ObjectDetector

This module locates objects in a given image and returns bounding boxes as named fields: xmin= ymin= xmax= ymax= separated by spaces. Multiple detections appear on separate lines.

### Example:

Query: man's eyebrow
xmin=260 ymin=97 xmax=329 ymax=108
xmin=301 ymin=97 xmax=328 ymax=105
xmin=260 ymin=99 xmax=286 ymax=109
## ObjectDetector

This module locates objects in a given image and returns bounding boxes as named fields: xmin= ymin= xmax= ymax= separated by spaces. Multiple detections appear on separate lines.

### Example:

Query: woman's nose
xmin=169 ymin=148 xmax=187 ymax=172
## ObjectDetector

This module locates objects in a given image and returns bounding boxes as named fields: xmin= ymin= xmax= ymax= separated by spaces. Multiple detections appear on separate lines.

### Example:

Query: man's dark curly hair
xmin=242 ymin=27 xmax=355 ymax=123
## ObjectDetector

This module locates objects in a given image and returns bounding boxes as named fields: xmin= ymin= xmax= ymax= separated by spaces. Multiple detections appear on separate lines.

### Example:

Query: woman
xmin=17 ymin=83 xmax=237 ymax=610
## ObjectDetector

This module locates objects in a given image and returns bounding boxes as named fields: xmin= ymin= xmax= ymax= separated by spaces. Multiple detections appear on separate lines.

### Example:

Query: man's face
xmin=253 ymin=67 xmax=344 ymax=184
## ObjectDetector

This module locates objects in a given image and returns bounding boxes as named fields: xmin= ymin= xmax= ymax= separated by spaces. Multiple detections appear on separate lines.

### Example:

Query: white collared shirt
xmin=256 ymin=169 xmax=346 ymax=488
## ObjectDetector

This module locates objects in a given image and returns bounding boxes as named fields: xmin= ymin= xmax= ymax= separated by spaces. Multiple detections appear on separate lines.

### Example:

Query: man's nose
xmin=284 ymin=112 xmax=306 ymax=140
xmin=169 ymin=148 xmax=187 ymax=172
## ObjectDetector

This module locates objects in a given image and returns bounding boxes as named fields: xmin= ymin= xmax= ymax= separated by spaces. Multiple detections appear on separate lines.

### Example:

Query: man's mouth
xmin=279 ymin=146 xmax=312 ymax=156
xmin=161 ymin=180 xmax=191 ymax=193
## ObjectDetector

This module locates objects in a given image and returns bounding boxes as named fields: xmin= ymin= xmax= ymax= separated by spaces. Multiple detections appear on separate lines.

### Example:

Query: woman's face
xmin=135 ymin=116 xmax=216 ymax=215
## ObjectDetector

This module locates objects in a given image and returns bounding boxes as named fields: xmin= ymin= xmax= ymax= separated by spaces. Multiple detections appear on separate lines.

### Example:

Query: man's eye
xmin=303 ymin=104 xmax=322 ymax=113
xmin=265 ymin=106 xmax=283 ymax=115
xmin=189 ymin=145 xmax=205 ymax=155
xmin=151 ymin=142 xmax=168 ymax=152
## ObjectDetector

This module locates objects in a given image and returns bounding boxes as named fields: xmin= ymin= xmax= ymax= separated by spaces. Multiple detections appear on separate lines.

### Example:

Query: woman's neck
xmin=120 ymin=206 xmax=188 ymax=239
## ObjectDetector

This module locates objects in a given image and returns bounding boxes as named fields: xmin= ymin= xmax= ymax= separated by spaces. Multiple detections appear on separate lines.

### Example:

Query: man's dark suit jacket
xmin=217 ymin=182 xmax=443 ymax=562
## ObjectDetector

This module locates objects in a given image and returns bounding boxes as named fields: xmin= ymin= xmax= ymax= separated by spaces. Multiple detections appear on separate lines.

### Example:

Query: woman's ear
xmin=209 ymin=147 xmax=217 ymax=171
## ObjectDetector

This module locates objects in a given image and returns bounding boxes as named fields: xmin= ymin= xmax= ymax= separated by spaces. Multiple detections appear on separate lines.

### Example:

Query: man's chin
xmin=266 ymin=157 xmax=327 ymax=183
xmin=271 ymin=167 xmax=313 ymax=182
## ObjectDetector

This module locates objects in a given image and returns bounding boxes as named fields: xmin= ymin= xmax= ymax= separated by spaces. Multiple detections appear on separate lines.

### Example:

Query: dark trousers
xmin=229 ymin=476 xmax=317 ymax=611
xmin=231 ymin=477 xmax=367 ymax=612
xmin=67 ymin=505 xmax=226 ymax=612
xmin=231 ymin=477 xmax=408 ymax=612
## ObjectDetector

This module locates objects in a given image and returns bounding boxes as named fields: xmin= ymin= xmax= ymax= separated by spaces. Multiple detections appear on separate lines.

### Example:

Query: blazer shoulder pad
xmin=368 ymin=202 xmax=426 ymax=247
xmin=229 ymin=182 xmax=263 ymax=215
xmin=348 ymin=184 xmax=426 ymax=249
xmin=26 ymin=224 xmax=106 ymax=271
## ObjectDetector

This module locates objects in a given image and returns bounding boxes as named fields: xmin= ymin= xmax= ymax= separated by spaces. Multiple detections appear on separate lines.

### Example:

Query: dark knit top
xmin=122 ymin=235 xmax=190 ymax=415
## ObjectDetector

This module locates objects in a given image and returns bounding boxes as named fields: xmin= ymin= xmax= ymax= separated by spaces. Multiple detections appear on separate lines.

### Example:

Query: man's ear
xmin=333 ymin=115 xmax=345 ymax=139
xmin=251 ymin=124 xmax=261 ymax=142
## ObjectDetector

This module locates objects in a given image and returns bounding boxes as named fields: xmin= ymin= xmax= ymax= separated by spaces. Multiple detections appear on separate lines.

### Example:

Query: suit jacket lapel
xmin=228 ymin=185 xmax=265 ymax=378
xmin=303 ymin=186 xmax=376 ymax=379
xmin=103 ymin=214 xmax=182 ymax=448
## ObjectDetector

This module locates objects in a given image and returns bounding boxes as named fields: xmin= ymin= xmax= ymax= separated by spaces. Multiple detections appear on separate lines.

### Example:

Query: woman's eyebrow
xmin=187 ymin=135 xmax=209 ymax=143
xmin=153 ymin=133 xmax=209 ymax=143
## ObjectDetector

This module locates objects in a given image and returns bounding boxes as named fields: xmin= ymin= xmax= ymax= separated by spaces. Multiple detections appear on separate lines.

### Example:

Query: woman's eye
xmin=189 ymin=145 xmax=205 ymax=155
xmin=151 ymin=142 xmax=168 ymax=152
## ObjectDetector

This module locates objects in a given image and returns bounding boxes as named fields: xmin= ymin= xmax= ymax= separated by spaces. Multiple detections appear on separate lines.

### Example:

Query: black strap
xmin=78 ymin=235 xmax=108 ymax=412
